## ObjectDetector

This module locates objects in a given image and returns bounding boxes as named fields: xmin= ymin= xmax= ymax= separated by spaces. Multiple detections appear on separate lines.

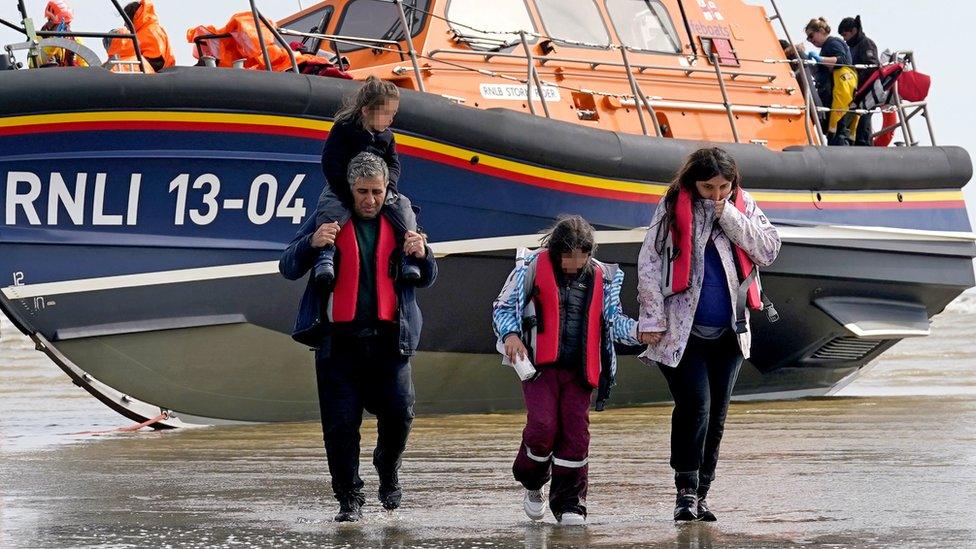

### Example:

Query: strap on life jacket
xmin=584 ymin=265 xmax=604 ymax=388
xmin=730 ymin=191 xmax=779 ymax=332
xmin=532 ymin=250 xmax=605 ymax=389
xmin=330 ymin=216 xmax=398 ymax=323
xmin=667 ymin=188 xmax=694 ymax=296
xmin=532 ymin=251 xmax=560 ymax=365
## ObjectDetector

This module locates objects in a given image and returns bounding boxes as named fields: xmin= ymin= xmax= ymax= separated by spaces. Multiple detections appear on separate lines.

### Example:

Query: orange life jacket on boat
xmin=329 ymin=216 xmax=398 ymax=324
xmin=664 ymin=188 xmax=762 ymax=311
xmin=187 ymin=12 xmax=294 ymax=72
xmin=107 ymin=0 xmax=175 ymax=70
xmin=531 ymin=250 xmax=604 ymax=389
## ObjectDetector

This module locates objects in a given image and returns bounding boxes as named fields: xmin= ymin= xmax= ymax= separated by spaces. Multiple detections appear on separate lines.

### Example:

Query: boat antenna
xmin=673 ymin=0 xmax=700 ymax=60
xmin=14 ymin=0 xmax=43 ymax=66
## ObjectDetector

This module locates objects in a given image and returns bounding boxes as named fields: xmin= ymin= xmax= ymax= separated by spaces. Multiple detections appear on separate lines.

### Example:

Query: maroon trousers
xmin=513 ymin=366 xmax=592 ymax=517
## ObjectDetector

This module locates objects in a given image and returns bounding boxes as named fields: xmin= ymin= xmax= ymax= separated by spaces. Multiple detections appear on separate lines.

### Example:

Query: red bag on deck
xmin=897 ymin=71 xmax=931 ymax=102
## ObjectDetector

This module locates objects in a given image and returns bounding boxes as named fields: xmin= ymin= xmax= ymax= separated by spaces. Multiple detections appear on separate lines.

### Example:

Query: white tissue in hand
xmin=512 ymin=354 xmax=537 ymax=381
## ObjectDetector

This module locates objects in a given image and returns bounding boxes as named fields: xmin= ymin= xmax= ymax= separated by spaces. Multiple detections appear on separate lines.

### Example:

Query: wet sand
xmin=2 ymin=298 xmax=976 ymax=548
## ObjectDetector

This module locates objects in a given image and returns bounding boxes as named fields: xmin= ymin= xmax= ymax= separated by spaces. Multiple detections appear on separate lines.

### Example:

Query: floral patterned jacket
xmin=636 ymin=190 xmax=781 ymax=367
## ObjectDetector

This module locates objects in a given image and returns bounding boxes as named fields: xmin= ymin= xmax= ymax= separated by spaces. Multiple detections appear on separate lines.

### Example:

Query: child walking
xmin=314 ymin=76 xmax=419 ymax=285
xmin=491 ymin=215 xmax=640 ymax=525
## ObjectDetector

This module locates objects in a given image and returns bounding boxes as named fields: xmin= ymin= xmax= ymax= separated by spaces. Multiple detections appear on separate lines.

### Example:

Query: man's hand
xmin=403 ymin=230 xmax=428 ymax=258
xmin=311 ymin=222 xmax=340 ymax=249
xmin=503 ymin=333 xmax=529 ymax=364
xmin=714 ymin=199 xmax=727 ymax=219
xmin=639 ymin=331 xmax=665 ymax=346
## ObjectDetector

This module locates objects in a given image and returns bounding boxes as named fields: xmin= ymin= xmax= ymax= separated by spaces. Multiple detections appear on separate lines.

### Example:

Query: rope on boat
xmin=72 ymin=411 xmax=170 ymax=436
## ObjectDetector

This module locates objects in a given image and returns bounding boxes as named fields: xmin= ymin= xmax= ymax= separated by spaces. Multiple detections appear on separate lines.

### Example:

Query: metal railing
xmin=766 ymin=3 xmax=935 ymax=147
xmin=2 ymin=0 xmax=146 ymax=71
xmin=796 ymin=49 xmax=935 ymax=147
xmin=2 ymin=0 xmax=936 ymax=148
xmin=766 ymin=0 xmax=820 ymax=145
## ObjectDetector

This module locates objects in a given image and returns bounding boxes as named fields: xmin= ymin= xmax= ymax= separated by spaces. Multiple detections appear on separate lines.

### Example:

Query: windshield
xmin=535 ymin=0 xmax=611 ymax=47
xmin=334 ymin=0 xmax=430 ymax=52
xmin=280 ymin=7 xmax=332 ymax=34
xmin=280 ymin=6 xmax=334 ymax=55
xmin=606 ymin=0 xmax=680 ymax=53
xmin=446 ymin=0 xmax=536 ymax=50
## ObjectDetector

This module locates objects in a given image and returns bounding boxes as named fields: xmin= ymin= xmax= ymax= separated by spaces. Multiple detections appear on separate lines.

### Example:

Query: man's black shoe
xmin=673 ymin=488 xmax=699 ymax=521
xmin=697 ymin=484 xmax=716 ymax=521
xmin=314 ymin=248 xmax=336 ymax=287
xmin=378 ymin=478 xmax=402 ymax=510
xmin=334 ymin=496 xmax=363 ymax=522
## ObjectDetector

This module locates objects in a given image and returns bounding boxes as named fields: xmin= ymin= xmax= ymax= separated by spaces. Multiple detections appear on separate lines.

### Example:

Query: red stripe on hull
xmin=0 ymin=121 xmax=964 ymax=212
xmin=758 ymin=200 xmax=965 ymax=211
xmin=399 ymin=143 xmax=660 ymax=204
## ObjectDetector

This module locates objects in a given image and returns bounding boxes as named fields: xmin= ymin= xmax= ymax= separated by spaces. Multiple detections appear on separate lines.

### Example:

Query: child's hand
xmin=311 ymin=222 xmax=340 ymax=248
xmin=639 ymin=331 xmax=664 ymax=345
xmin=403 ymin=231 xmax=428 ymax=258
xmin=504 ymin=333 xmax=529 ymax=363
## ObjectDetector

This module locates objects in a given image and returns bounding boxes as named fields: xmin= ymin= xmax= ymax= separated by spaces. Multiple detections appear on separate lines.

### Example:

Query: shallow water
xmin=2 ymin=297 xmax=976 ymax=548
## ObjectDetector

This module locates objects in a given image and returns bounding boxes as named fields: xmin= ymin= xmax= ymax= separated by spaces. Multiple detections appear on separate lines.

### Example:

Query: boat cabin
xmin=278 ymin=0 xmax=813 ymax=149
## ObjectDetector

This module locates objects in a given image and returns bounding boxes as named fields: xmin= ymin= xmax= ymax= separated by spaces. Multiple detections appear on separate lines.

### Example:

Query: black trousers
xmin=315 ymin=330 xmax=415 ymax=501
xmin=854 ymin=112 xmax=874 ymax=146
xmin=659 ymin=331 xmax=743 ymax=491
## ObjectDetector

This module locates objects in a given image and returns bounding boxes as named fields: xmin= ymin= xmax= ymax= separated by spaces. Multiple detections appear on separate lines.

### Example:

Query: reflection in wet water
xmin=2 ymin=300 xmax=976 ymax=547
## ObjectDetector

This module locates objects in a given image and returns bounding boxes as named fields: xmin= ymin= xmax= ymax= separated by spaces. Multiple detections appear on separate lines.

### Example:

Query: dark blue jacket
xmin=279 ymin=213 xmax=437 ymax=355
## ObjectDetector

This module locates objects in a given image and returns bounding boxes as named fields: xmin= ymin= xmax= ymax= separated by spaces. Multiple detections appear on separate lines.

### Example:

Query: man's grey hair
xmin=346 ymin=152 xmax=389 ymax=188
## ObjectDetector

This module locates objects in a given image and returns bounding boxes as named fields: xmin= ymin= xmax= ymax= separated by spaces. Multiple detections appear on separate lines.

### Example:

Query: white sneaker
xmin=523 ymin=489 xmax=546 ymax=521
xmin=558 ymin=512 xmax=586 ymax=526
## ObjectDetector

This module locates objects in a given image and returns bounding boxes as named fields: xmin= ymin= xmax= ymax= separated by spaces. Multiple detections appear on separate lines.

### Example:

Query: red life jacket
xmin=665 ymin=188 xmax=762 ymax=311
xmin=330 ymin=216 xmax=398 ymax=323
xmin=853 ymin=62 xmax=904 ymax=112
xmin=532 ymin=250 xmax=605 ymax=388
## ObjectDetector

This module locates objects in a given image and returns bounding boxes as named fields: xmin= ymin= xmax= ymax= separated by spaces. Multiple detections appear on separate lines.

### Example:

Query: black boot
xmin=674 ymin=488 xmax=699 ymax=521
xmin=400 ymin=256 xmax=421 ymax=282
xmin=378 ymin=472 xmax=402 ymax=511
xmin=314 ymin=247 xmax=336 ymax=287
xmin=697 ymin=484 xmax=716 ymax=522
xmin=334 ymin=493 xmax=364 ymax=522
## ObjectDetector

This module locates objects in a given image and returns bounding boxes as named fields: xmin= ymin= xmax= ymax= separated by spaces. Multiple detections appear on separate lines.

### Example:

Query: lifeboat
xmin=0 ymin=0 xmax=971 ymax=424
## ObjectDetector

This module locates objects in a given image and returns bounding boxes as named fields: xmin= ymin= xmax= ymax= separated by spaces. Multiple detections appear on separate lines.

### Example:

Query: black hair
xmin=123 ymin=3 xmax=139 ymax=19
xmin=838 ymin=16 xmax=861 ymax=34
xmin=655 ymin=147 xmax=741 ymax=253
xmin=334 ymin=75 xmax=400 ymax=130
xmin=541 ymin=214 xmax=596 ymax=256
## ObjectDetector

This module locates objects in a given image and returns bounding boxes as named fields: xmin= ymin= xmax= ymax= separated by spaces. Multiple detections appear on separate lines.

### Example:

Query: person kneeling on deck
xmin=279 ymin=152 xmax=437 ymax=522
xmin=492 ymin=215 xmax=640 ymax=525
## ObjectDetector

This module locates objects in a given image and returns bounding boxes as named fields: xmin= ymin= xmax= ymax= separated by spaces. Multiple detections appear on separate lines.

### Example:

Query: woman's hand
xmin=638 ymin=331 xmax=665 ymax=345
xmin=503 ymin=333 xmax=529 ymax=363
xmin=311 ymin=222 xmax=340 ymax=248
xmin=714 ymin=199 xmax=726 ymax=219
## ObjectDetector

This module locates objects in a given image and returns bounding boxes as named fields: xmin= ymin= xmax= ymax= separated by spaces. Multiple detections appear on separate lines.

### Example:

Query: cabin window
xmin=534 ymin=0 xmax=611 ymax=47
xmin=446 ymin=0 xmax=536 ymax=50
xmin=280 ymin=6 xmax=334 ymax=55
xmin=605 ymin=0 xmax=680 ymax=53
xmin=334 ymin=0 xmax=430 ymax=53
